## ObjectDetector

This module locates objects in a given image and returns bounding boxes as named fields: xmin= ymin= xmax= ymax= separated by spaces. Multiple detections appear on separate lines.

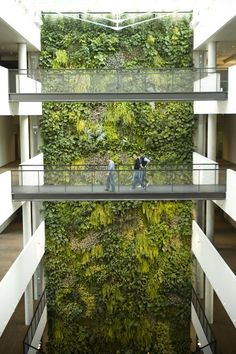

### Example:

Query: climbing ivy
xmin=40 ymin=14 xmax=194 ymax=354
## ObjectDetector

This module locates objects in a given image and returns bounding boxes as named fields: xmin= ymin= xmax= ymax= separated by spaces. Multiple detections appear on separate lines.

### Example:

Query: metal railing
xmin=192 ymin=287 xmax=217 ymax=354
xmin=23 ymin=289 xmax=47 ymax=354
xmin=11 ymin=164 xmax=226 ymax=193
xmin=23 ymin=343 xmax=45 ymax=354
xmin=8 ymin=67 xmax=228 ymax=94
xmin=192 ymin=342 xmax=217 ymax=354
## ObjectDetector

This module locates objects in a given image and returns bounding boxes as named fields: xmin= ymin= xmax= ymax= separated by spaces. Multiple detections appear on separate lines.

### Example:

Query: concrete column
xmin=32 ymin=202 xmax=44 ymax=300
xmin=25 ymin=282 xmax=34 ymax=325
xmin=206 ymin=200 xmax=215 ymax=240
xmin=194 ymin=201 xmax=205 ymax=299
xmin=34 ymin=262 xmax=44 ymax=300
xmin=23 ymin=202 xmax=31 ymax=246
xmin=196 ymin=114 xmax=206 ymax=156
xmin=19 ymin=42 xmax=34 ymax=325
xmin=207 ymin=114 xmax=217 ymax=161
xmin=204 ymin=41 xmax=217 ymax=324
xmin=20 ymin=116 xmax=30 ymax=163
xmin=205 ymin=276 xmax=214 ymax=324
xmin=204 ymin=42 xmax=217 ymax=324
xmin=204 ymin=189 xmax=215 ymax=324
xmin=207 ymin=43 xmax=217 ymax=161
xmin=23 ymin=202 xmax=33 ymax=324
xmin=204 ymin=200 xmax=215 ymax=324
xmin=18 ymin=43 xmax=27 ymax=72
xmin=196 ymin=260 xmax=205 ymax=300
xmin=18 ymin=43 xmax=30 ymax=163
xmin=207 ymin=42 xmax=216 ymax=71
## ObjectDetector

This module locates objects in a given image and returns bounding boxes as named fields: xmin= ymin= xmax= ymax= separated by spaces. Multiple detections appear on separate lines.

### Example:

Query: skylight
xmin=39 ymin=0 xmax=194 ymax=30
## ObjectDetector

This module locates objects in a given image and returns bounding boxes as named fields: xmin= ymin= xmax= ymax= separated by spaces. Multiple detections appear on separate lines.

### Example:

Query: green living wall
xmin=40 ymin=15 xmax=194 ymax=354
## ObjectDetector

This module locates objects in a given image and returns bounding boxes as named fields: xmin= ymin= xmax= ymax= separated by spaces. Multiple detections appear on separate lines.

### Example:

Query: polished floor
xmin=12 ymin=183 xmax=226 ymax=201
xmin=0 ymin=206 xmax=235 ymax=353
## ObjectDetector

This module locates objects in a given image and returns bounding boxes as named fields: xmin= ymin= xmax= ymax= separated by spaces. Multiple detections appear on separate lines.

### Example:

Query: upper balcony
xmin=0 ymin=66 xmax=42 ymax=116
xmin=0 ymin=0 xmax=41 ymax=55
xmin=193 ymin=1 xmax=236 ymax=50
xmin=8 ymin=68 xmax=228 ymax=103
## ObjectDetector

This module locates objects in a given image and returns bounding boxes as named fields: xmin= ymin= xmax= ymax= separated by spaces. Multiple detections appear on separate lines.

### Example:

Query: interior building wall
xmin=222 ymin=114 xmax=236 ymax=163
xmin=0 ymin=116 xmax=19 ymax=167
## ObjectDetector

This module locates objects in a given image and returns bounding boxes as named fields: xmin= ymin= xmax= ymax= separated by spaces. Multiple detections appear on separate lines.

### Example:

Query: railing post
xmin=171 ymin=169 xmax=174 ymax=192
xmin=144 ymin=71 xmax=147 ymax=92
xmin=38 ymin=170 xmax=40 ymax=192
xmin=117 ymin=70 xmax=120 ymax=92
xmin=92 ymin=170 xmax=94 ymax=192
xmin=65 ymin=170 xmax=67 ymax=192
xmin=198 ymin=168 xmax=200 ymax=192
xmin=118 ymin=169 xmax=120 ymax=192
xmin=215 ymin=164 xmax=217 ymax=187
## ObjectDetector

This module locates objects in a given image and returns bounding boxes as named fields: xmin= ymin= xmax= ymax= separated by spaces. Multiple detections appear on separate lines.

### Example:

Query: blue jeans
xmin=106 ymin=172 xmax=115 ymax=191
xmin=132 ymin=170 xmax=141 ymax=189
xmin=140 ymin=168 xmax=147 ymax=187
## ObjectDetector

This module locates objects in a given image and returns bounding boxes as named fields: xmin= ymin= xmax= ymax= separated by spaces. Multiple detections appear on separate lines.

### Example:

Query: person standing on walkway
xmin=140 ymin=153 xmax=150 ymax=188
xmin=105 ymin=158 xmax=116 ymax=192
xmin=131 ymin=154 xmax=142 ymax=189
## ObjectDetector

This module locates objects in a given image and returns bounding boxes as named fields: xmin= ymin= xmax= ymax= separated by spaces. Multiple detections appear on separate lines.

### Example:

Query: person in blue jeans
xmin=131 ymin=154 xmax=142 ymax=189
xmin=140 ymin=154 xmax=150 ymax=188
xmin=105 ymin=158 xmax=115 ymax=192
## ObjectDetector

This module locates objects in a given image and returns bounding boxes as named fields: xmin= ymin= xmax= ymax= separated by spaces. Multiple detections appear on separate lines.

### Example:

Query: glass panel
xmin=9 ymin=68 xmax=228 ymax=94
xmin=12 ymin=164 xmax=226 ymax=193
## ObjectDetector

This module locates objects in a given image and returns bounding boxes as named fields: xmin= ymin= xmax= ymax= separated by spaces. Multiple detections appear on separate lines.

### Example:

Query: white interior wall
xmin=0 ymin=172 xmax=23 ymax=227
xmin=214 ymin=169 xmax=236 ymax=222
xmin=20 ymin=153 xmax=44 ymax=185
xmin=0 ymin=116 xmax=17 ymax=167
xmin=222 ymin=115 xmax=236 ymax=164
xmin=0 ymin=66 xmax=11 ymax=115
xmin=192 ymin=220 xmax=236 ymax=328
xmin=11 ymin=75 xmax=42 ymax=116
xmin=0 ymin=221 xmax=45 ymax=336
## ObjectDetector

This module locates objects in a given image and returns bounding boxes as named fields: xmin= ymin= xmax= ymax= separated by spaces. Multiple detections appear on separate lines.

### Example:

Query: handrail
xmin=192 ymin=287 xmax=217 ymax=353
xmin=8 ymin=67 xmax=228 ymax=95
xmin=8 ymin=67 xmax=228 ymax=73
xmin=192 ymin=341 xmax=217 ymax=353
xmin=11 ymin=165 xmax=226 ymax=190
xmin=16 ymin=163 xmax=224 ymax=171
xmin=11 ymin=165 xmax=226 ymax=200
xmin=15 ymin=167 xmax=226 ymax=173
xmin=19 ymin=162 xmax=221 ymax=168
xmin=23 ymin=343 xmax=45 ymax=354
xmin=23 ymin=289 xmax=47 ymax=354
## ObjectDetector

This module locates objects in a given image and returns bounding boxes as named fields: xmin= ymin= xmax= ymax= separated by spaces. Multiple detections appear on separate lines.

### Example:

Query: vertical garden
xmin=40 ymin=15 xmax=194 ymax=354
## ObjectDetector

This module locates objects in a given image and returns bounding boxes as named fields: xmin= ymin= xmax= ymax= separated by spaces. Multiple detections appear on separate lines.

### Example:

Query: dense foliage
xmin=40 ymin=15 xmax=194 ymax=354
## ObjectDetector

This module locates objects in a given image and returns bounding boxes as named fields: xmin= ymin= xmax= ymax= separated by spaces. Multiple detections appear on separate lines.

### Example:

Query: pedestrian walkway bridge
xmin=8 ymin=68 xmax=228 ymax=102
xmin=11 ymin=164 xmax=226 ymax=201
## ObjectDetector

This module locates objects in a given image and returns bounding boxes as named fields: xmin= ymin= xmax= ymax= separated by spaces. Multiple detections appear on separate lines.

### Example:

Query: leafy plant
xmin=41 ymin=14 xmax=193 ymax=354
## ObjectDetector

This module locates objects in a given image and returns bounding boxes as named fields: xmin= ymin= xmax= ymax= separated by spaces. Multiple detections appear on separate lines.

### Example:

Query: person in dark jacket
xmin=140 ymin=154 xmax=150 ymax=188
xmin=131 ymin=154 xmax=142 ymax=189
